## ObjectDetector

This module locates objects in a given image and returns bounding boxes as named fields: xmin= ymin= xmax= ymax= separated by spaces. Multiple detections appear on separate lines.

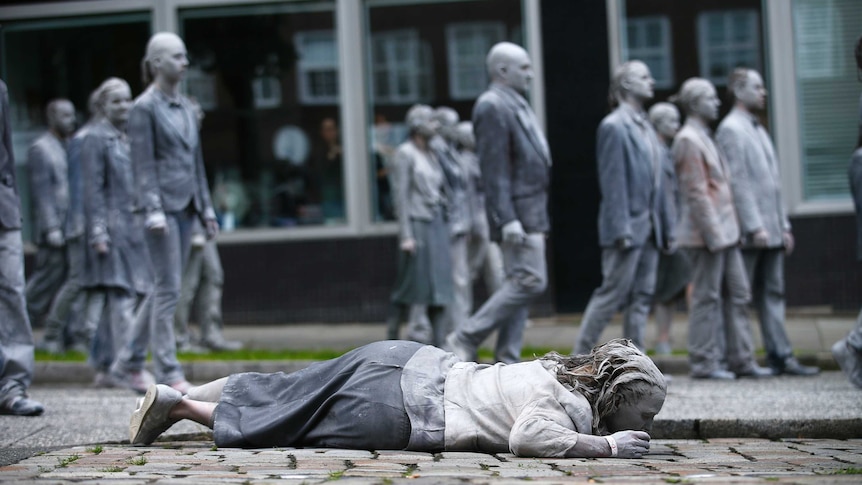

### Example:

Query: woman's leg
xmin=170 ymin=399 xmax=217 ymax=428
xmin=187 ymin=377 xmax=228 ymax=402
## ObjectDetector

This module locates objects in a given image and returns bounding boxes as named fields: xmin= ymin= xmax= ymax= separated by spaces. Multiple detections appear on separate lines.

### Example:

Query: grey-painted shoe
xmin=444 ymin=333 xmax=476 ymax=362
xmin=832 ymin=339 xmax=862 ymax=389
xmin=129 ymin=384 xmax=184 ymax=445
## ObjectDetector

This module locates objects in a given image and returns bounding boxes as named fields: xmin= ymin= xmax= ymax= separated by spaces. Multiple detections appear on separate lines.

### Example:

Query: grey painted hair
xmin=141 ymin=32 xmax=184 ymax=85
xmin=405 ymin=104 xmax=434 ymax=134
xmin=670 ymin=77 xmax=713 ymax=114
xmin=648 ymin=102 xmax=679 ymax=127
xmin=608 ymin=60 xmax=647 ymax=109
xmin=93 ymin=77 xmax=130 ymax=115
xmin=542 ymin=338 xmax=667 ymax=434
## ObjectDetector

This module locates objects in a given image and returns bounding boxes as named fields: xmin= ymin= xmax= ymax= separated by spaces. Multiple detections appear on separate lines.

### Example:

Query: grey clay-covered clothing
xmin=212 ymin=341 xmax=594 ymax=457
xmin=82 ymin=118 xmax=151 ymax=294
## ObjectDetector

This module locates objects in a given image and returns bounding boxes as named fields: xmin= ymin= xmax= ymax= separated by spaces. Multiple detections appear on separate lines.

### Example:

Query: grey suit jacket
xmin=27 ymin=131 xmax=69 ymax=245
xmin=716 ymin=108 xmax=790 ymax=248
xmin=472 ymin=83 xmax=551 ymax=242
xmin=0 ymin=80 xmax=22 ymax=230
xmin=129 ymin=85 xmax=214 ymax=220
xmin=82 ymin=118 xmax=151 ymax=293
xmin=595 ymin=104 xmax=669 ymax=248
xmin=672 ymin=119 xmax=740 ymax=251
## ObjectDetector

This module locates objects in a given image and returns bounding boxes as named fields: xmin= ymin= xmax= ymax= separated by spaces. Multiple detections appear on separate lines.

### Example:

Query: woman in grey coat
xmin=81 ymin=78 xmax=152 ymax=385
xmin=389 ymin=104 xmax=454 ymax=347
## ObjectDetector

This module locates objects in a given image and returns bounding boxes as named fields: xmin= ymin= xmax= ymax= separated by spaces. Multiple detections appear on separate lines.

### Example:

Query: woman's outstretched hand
xmin=610 ymin=430 xmax=651 ymax=458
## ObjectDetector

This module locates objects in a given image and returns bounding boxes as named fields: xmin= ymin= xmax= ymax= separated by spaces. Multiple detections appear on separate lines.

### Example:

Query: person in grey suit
xmin=574 ymin=60 xmax=672 ymax=355
xmin=39 ymin=90 xmax=107 ymax=356
xmin=25 ymin=98 xmax=76 ymax=345
xmin=0 ymin=78 xmax=45 ymax=416
xmin=716 ymin=68 xmax=819 ymax=376
xmin=672 ymin=78 xmax=772 ymax=380
xmin=113 ymin=32 xmax=218 ymax=395
xmin=81 ymin=78 xmax=154 ymax=388
xmin=389 ymin=104 xmax=453 ymax=347
xmin=444 ymin=42 xmax=550 ymax=363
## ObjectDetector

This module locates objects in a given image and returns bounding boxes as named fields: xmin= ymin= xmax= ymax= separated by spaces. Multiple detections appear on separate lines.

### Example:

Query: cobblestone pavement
xmin=1 ymin=439 xmax=861 ymax=484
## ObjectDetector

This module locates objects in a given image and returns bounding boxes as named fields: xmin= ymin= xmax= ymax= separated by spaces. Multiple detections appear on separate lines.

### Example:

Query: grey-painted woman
xmin=81 ymin=77 xmax=152 ymax=386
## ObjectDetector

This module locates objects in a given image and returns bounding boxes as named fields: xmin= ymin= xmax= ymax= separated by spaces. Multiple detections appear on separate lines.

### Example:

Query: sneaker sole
xmin=129 ymin=384 xmax=159 ymax=445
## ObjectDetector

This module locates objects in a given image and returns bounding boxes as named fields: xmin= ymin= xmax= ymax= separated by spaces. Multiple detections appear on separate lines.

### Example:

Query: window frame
xmin=445 ymin=21 xmax=506 ymax=100
xmin=696 ymin=8 xmax=761 ymax=87
xmin=623 ymin=15 xmax=674 ymax=89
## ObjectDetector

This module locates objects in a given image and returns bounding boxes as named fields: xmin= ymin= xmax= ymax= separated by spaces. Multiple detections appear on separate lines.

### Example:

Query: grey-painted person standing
xmin=574 ymin=60 xmax=673 ymax=355
xmin=0 ymin=78 xmax=45 ymax=416
xmin=671 ymin=78 xmax=772 ymax=380
xmin=715 ymin=68 xmax=819 ymax=376
xmin=115 ymin=32 xmax=219 ymax=395
xmin=444 ymin=42 xmax=550 ymax=364
xmin=25 ymin=98 xmax=76 ymax=350
xmin=389 ymin=104 xmax=453 ymax=348
xmin=81 ymin=78 xmax=153 ymax=388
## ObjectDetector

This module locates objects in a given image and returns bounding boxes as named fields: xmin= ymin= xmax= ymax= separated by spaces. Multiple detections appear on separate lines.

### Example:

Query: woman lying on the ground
xmin=129 ymin=338 xmax=667 ymax=458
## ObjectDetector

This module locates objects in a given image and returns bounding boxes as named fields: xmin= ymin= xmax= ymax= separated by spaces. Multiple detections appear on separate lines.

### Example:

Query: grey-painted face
xmin=692 ymin=84 xmax=721 ymax=121
xmin=153 ymin=35 xmax=189 ymax=84
xmin=103 ymin=85 xmax=133 ymax=127
xmin=50 ymin=101 xmax=77 ymax=137
xmin=655 ymin=111 xmax=680 ymax=140
xmin=736 ymin=70 xmax=766 ymax=111
xmin=623 ymin=61 xmax=655 ymax=101
xmin=603 ymin=382 xmax=666 ymax=433
xmin=500 ymin=47 xmax=533 ymax=95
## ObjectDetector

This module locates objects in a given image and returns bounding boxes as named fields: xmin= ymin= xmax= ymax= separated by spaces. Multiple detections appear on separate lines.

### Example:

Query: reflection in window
xmin=0 ymin=13 xmax=151 ymax=242
xmin=371 ymin=30 xmax=433 ymax=105
xmin=624 ymin=16 xmax=673 ymax=89
xmin=697 ymin=10 xmax=760 ymax=85
xmin=296 ymin=30 xmax=339 ymax=104
xmin=180 ymin=3 xmax=343 ymax=231
xmin=366 ymin=0 xmax=523 ymax=222
xmin=447 ymin=22 xmax=505 ymax=100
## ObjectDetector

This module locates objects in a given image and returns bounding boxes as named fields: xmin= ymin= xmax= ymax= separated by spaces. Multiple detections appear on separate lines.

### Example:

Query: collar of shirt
xmin=685 ymin=117 xmax=712 ymax=137
xmin=491 ymin=82 xmax=530 ymax=110
xmin=731 ymin=106 xmax=760 ymax=127
xmin=152 ymin=85 xmax=184 ymax=109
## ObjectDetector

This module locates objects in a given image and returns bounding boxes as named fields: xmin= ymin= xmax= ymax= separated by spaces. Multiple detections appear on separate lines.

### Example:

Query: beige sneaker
xmin=129 ymin=384 xmax=184 ymax=445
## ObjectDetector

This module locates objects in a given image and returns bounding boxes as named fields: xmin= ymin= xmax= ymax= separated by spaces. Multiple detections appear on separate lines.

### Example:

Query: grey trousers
xmin=25 ymin=244 xmax=67 ymax=328
xmin=574 ymin=240 xmax=659 ymax=354
xmin=174 ymin=240 xmax=225 ymax=346
xmin=742 ymin=248 xmax=794 ymax=367
xmin=0 ymin=229 xmax=35 ymax=401
xmin=687 ymin=247 xmax=758 ymax=376
xmin=439 ymin=233 xmax=469 ymax=345
xmin=42 ymin=237 xmax=93 ymax=346
xmin=89 ymin=289 xmax=136 ymax=373
xmin=114 ymin=210 xmax=191 ymax=384
xmin=448 ymin=233 xmax=547 ymax=363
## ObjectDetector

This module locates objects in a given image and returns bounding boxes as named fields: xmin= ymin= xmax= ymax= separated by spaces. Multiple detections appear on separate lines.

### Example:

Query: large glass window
xmin=0 ymin=13 xmax=151 ymax=242
xmin=180 ymin=2 xmax=343 ymax=231
xmin=624 ymin=16 xmax=673 ymax=89
xmin=365 ymin=0 xmax=523 ymax=222
xmin=793 ymin=0 xmax=862 ymax=200
xmin=697 ymin=9 xmax=760 ymax=86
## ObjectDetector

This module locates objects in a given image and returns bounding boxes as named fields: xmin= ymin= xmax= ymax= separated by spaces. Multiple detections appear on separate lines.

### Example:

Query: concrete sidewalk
xmin=33 ymin=310 xmax=857 ymax=383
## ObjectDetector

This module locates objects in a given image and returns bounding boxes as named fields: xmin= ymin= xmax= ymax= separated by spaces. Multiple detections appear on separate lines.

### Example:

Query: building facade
xmin=1 ymin=0 xmax=859 ymax=323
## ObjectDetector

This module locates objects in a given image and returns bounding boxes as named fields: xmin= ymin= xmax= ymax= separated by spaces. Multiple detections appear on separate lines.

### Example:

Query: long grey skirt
xmin=212 ymin=340 xmax=423 ymax=449
xmin=390 ymin=212 xmax=453 ymax=306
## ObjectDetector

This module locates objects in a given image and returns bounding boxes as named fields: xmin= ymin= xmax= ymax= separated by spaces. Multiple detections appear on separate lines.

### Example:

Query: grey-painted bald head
xmin=648 ymin=102 xmax=680 ymax=142
xmin=141 ymin=31 xmax=187 ymax=85
xmin=486 ymin=42 xmax=533 ymax=94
